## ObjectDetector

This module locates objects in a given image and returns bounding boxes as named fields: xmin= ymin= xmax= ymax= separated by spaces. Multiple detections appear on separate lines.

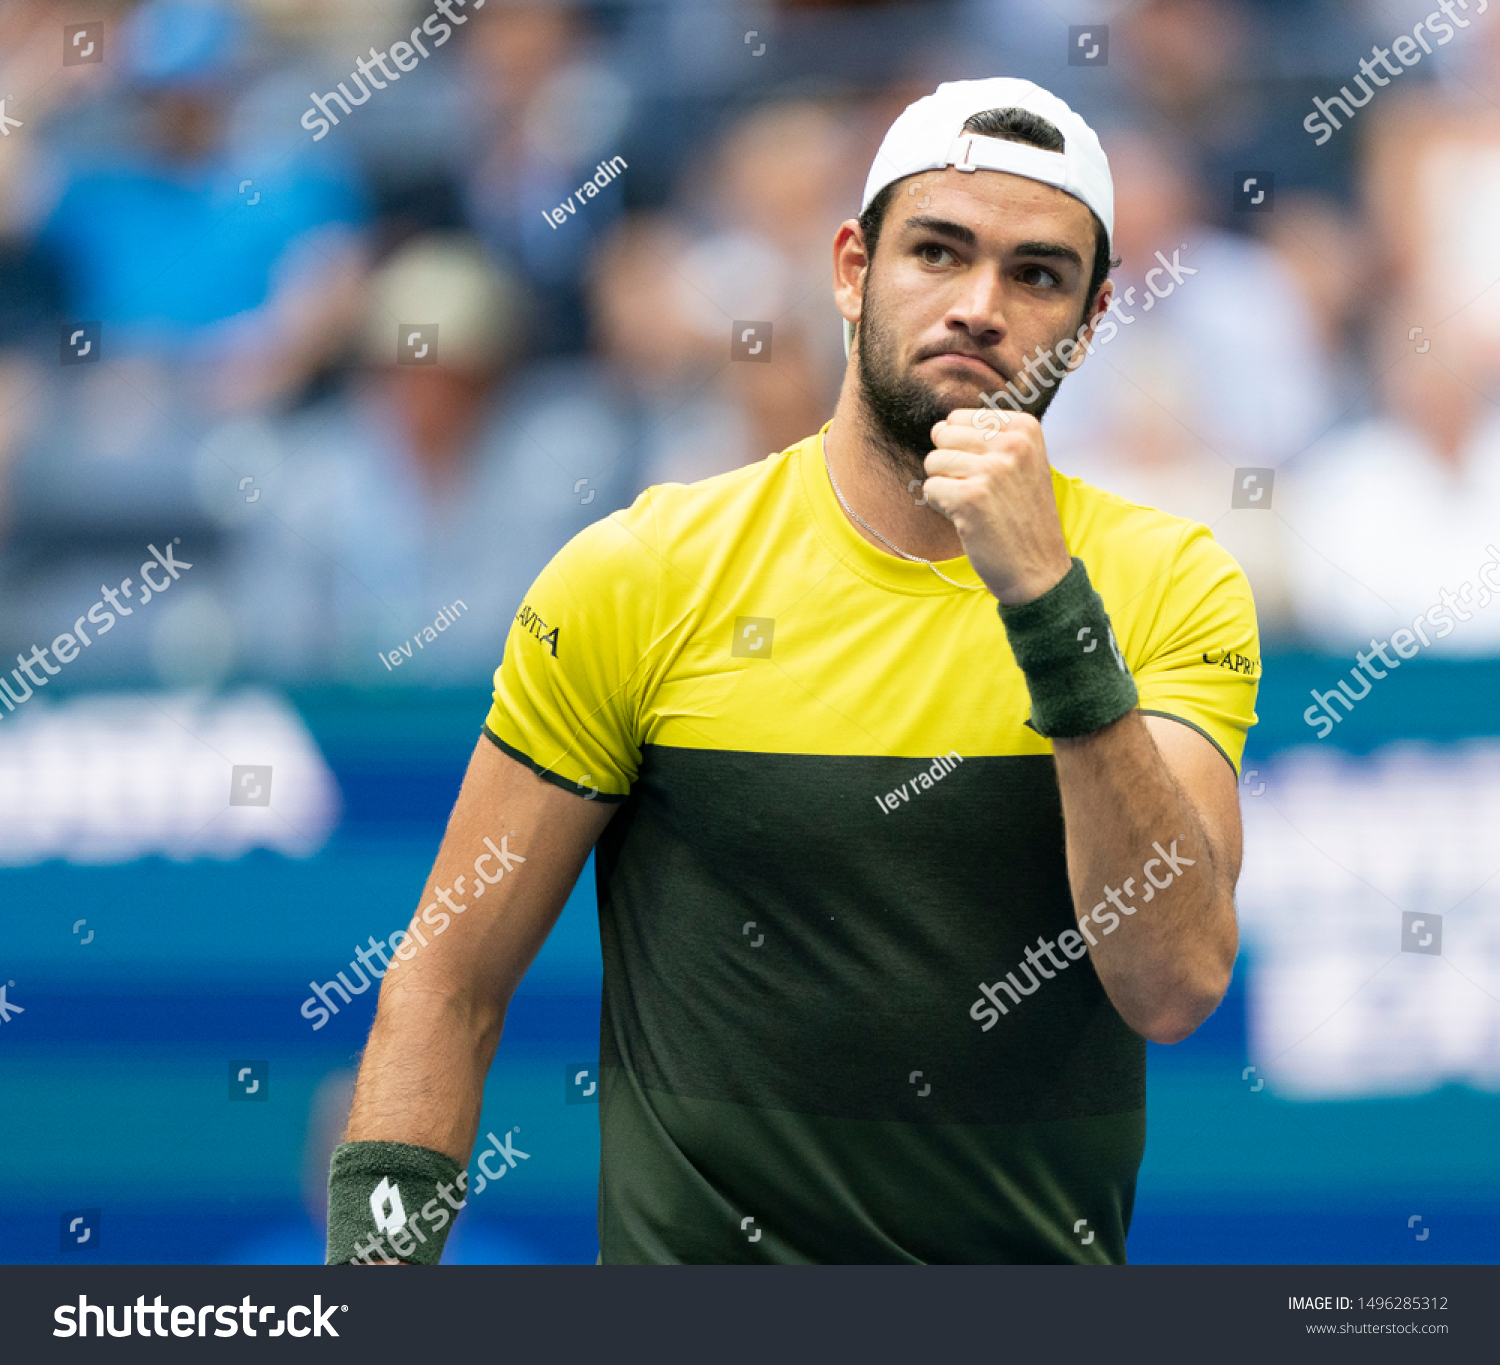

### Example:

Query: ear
xmin=832 ymin=219 xmax=870 ymax=331
xmin=1070 ymin=279 xmax=1113 ymax=369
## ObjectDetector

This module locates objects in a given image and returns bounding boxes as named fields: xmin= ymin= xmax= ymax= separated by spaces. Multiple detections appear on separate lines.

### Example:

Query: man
xmin=326 ymin=78 xmax=1259 ymax=1266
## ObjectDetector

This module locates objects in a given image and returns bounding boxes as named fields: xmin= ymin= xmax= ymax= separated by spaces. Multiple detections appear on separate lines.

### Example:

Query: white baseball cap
xmin=846 ymin=77 xmax=1113 ymax=355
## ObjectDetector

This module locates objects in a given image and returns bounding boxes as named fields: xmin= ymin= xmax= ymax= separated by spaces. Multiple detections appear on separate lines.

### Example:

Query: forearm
xmin=344 ymin=971 xmax=506 ymax=1163
xmin=340 ymin=741 xmax=612 ymax=1159
xmin=328 ymin=742 xmax=615 ymax=1266
xmin=1052 ymin=711 xmax=1237 ymax=1042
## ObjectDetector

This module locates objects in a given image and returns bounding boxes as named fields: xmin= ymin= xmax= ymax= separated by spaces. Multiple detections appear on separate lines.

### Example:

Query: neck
xmin=823 ymin=373 xmax=965 ymax=562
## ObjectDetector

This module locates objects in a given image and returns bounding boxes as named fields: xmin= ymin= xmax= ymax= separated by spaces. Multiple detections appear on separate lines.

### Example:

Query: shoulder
xmin=1054 ymin=468 xmax=1253 ymax=620
xmin=1054 ymin=467 xmax=1219 ymax=564
xmin=632 ymin=440 xmax=804 ymax=533
xmin=559 ymin=439 xmax=808 ymax=577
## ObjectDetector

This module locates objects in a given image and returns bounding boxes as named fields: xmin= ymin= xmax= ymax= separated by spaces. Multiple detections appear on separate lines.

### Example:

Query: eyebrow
xmin=1013 ymin=240 xmax=1084 ymax=270
xmin=902 ymin=215 xmax=977 ymax=247
xmin=901 ymin=216 xmax=1084 ymax=271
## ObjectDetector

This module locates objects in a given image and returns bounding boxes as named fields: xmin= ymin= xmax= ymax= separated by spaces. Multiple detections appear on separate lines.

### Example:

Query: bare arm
xmin=918 ymin=411 xmax=1243 ymax=1046
xmin=344 ymin=737 xmax=615 ymax=1160
xmin=1052 ymin=712 xmax=1242 ymax=1044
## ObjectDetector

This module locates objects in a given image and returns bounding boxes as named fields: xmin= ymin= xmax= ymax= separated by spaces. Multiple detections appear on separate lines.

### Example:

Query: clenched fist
xmin=921 ymin=410 xmax=1073 ymax=606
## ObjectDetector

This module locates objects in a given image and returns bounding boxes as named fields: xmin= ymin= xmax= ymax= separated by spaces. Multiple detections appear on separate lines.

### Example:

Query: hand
xmin=921 ymin=409 xmax=1073 ymax=606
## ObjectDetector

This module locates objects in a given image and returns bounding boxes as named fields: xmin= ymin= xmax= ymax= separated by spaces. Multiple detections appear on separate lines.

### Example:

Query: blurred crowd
xmin=2 ymin=0 xmax=1499 ymax=689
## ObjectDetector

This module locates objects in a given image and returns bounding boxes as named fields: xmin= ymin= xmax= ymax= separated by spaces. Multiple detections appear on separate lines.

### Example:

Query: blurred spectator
xmin=0 ymin=0 xmax=371 ymax=687
xmin=667 ymin=96 xmax=859 ymax=463
xmin=1362 ymin=19 xmax=1500 ymax=390
xmin=961 ymin=0 xmax=1358 ymax=206
xmin=1283 ymin=318 xmax=1500 ymax=655
xmin=558 ymin=195 xmax=830 ymax=496
xmin=1256 ymin=191 xmax=1374 ymax=417
xmin=573 ymin=211 xmax=763 ymax=489
xmin=1112 ymin=0 xmax=1354 ymax=209
xmin=1284 ymin=50 xmax=1500 ymax=656
xmin=1042 ymin=125 xmax=1337 ymax=638
xmin=212 ymin=232 xmax=641 ymax=682
xmin=462 ymin=0 xmax=633 ymax=358
xmin=36 ymin=0 xmax=369 ymax=391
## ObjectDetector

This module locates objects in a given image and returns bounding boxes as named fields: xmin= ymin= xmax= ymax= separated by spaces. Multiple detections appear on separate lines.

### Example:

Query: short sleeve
xmin=482 ymin=496 xmax=661 ymax=801
xmin=1131 ymin=523 xmax=1261 ymax=774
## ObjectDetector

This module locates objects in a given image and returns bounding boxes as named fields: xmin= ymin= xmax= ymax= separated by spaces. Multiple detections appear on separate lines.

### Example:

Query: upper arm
xmin=1142 ymin=713 xmax=1243 ymax=891
xmin=1126 ymin=523 xmax=1261 ymax=781
xmin=385 ymin=504 xmax=656 ymax=1013
xmin=381 ymin=736 xmax=616 ymax=1013
xmin=1117 ymin=524 xmax=1257 ymax=898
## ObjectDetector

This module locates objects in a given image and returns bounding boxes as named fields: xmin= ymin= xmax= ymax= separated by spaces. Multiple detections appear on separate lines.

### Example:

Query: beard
xmin=855 ymin=276 xmax=1067 ymax=484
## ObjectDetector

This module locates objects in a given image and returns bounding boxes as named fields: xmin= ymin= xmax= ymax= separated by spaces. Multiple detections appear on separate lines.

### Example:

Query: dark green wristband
xmin=326 ymin=1140 xmax=468 ymax=1265
xmin=998 ymin=557 xmax=1138 ymax=739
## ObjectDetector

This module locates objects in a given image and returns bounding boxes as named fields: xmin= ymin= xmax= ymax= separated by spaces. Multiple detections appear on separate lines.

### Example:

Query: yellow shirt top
xmin=487 ymin=424 xmax=1259 ymax=793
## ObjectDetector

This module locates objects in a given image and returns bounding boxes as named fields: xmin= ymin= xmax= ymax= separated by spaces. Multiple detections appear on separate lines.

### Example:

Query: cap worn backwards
xmin=844 ymin=77 xmax=1113 ymax=356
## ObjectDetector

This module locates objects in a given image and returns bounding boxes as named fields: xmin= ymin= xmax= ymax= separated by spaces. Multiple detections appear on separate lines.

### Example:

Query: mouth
xmin=920 ymin=351 xmax=1004 ymax=382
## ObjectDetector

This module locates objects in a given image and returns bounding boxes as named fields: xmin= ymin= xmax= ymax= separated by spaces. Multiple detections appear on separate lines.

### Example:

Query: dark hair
xmin=857 ymin=106 xmax=1116 ymax=318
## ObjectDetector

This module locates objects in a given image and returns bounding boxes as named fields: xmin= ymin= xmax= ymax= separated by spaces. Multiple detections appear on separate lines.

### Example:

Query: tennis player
xmin=327 ymin=77 xmax=1259 ymax=1266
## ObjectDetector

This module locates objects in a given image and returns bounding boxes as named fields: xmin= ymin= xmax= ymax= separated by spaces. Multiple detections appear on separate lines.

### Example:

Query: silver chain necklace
xmin=823 ymin=448 xmax=986 ymax=591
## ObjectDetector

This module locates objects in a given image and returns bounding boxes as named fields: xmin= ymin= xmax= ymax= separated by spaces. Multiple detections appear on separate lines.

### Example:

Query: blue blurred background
xmin=2 ymin=0 xmax=1499 ymax=1264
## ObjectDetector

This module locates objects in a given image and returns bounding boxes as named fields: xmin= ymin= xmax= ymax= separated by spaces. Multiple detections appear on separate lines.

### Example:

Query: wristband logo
xmin=370 ymin=1177 xmax=407 ymax=1236
xmin=1108 ymin=625 xmax=1126 ymax=672
xmin=1077 ymin=625 xmax=1127 ymax=671
xmin=344 ymin=1170 xmax=470 ymax=1264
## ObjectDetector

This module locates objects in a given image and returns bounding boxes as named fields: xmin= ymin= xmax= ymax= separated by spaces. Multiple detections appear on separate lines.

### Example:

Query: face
xmin=846 ymin=168 xmax=1105 ymax=477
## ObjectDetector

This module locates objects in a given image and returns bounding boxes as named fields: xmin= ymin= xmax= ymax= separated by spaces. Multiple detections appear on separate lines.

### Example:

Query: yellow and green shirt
xmin=485 ymin=424 xmax=1259 ymax=1264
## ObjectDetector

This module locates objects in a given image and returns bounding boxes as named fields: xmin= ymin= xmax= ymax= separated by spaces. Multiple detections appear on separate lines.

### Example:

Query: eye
xmin=1017 ymin=263 xmax=1061 ymax=288
xmin=917 ymin=242 xmax=955 ymax=267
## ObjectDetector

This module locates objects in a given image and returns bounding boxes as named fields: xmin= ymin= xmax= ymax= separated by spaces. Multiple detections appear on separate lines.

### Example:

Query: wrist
xmin=326 ymin=1139 xmax=467 ymax=1266
xmin=998 ymin=557 xmax=1138 ymax=739
xmin=993 ymin=554 xmax=1073 ymax=608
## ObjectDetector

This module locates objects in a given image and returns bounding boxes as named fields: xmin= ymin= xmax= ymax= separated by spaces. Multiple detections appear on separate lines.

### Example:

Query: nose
xmin=944 ymin=264 xmax=1008 ymax=348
